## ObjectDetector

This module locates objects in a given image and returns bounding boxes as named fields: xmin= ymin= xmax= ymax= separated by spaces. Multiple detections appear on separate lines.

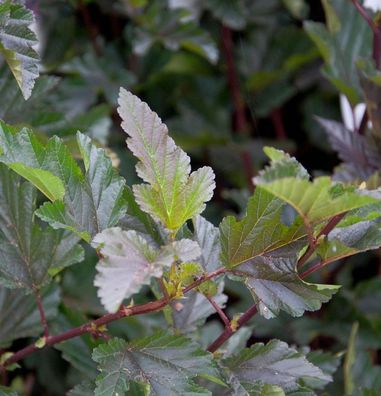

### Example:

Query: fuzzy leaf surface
xmin=118 ymin=88 xmax=215 ymax=233
xmin=0 ymin=2 xmax=40 ymax=99
xmin=0 ymin=164 xmax=83 ymax=290
xmin=223 ymin=340 xmax=331 ymax=393
xmin=92 ymin=331 xmax=219 ymax=395
xmin=92 ymin=227 xmax=200 ymax=312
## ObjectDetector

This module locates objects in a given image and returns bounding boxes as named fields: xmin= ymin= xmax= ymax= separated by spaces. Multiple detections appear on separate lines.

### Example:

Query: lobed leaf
xmin=220 ymin=188 xmax=305 ymax=269
xmin=0 ymin=1 xmax=40 ymax=99
xmin=256 ymin=176 xmax=377 ymax=230
xmin=0 ymin=122 xmax=128 ymax=241
xmin=118 ymin=88 xmax=215 ymax=234
xmin=234 ymin=253 xmax=340 ymax=319
xmin=0 ymin=164 xmax=83 ymax=290
xmin=92 ymin=227 xmax=201 ymax=313
xmin=254 ymin=146 xmax=309 ymax=184
xmin=92 ymin=331 xmax=220 ymax=395
xmin=223 ymin=339 xmax=331 ymax=393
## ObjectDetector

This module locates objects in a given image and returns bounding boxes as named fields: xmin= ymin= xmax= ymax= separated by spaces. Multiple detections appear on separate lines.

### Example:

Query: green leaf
xmin=254 ymin=147 xmax=309 ymax=184
xmin=0 ymin=122 xmax=128 ymax=241
xmin=234 ymin=253 xmax=339 ymax=318
xmin=220 ymin=188 xmax=305 ymax=269
xmin=7 ymin=163 xmax=64 ymax=201
xmin=92 ymin=227 xmax=201 ymax=312
xmin=256 ymin=176 xmax=377 ymax=230
xmin=0 ymin=164 xmax=83 ymax=290
xmin=314 ymin=220 xmax=381 ymax=266
xmin=304 ymin=0 xmax=371 ymax=103
xmin=223 ymin=340 xmax=331 ymax=393
xmin=0 ymin=1 xmax=40 ymax=99
xmin=118 ymin=88 xmax=215 ymax=234
xmin=0 ymin=285 xmax=59 ymax=347
xmin=92 ymin=331 xmax=219 ymax=395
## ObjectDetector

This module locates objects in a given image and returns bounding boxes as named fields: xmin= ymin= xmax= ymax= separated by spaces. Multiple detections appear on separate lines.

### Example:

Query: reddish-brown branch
xmin=206 ymin=295 xmax=231 ymax=328
xmin=221 ymin=25 xmax=248 ymax=135
xmin=34 ymin=289 xmax=49 ymax=338
xmin=208 ymin=304 xmax=258 ymax=353
xmin=271 ymin=108 xmax=287 ymax=140
xmin=221 ymin=25 xmax=254 ymax=191
xmin=2 ymin=268 xmax=227 ymax=368
xmin=298 ymin=213 xmax=346 ymax=268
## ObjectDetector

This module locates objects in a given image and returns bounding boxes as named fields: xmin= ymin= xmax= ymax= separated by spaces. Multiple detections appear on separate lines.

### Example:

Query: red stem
xmin=34 ymin=289 xmax=49 ymax=338
xmin=298 ymin=213 xmax=346 ymax=268
xmin=2 ymin=268 xmax=227 ymax=368
xmin=206 ymin=295 xmax=231 ymax=328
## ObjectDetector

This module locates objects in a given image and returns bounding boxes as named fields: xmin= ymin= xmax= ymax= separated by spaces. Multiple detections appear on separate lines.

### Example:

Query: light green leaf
xmin=220 ymin=188 xmax=305 ymax=269
xmin=223 ymin=340 xmax=331 ymax=393
xmin=0 ymin=2 xmax=40 ymax=99
xmin=92 ymin=331 xmax=219 ymax=395
xmin=0 ymin=122 xmax=128 ymax=241
xmin=118 ymin=88 xmax=215 ymax=234
xmin=92 ymin=227 xmax=200 ymax=312
xmin=257 ymin=176 xmax=377 ymax=230
xmin=0 ymin=164 xmax=83 ymax=290
xmin=234 ymin=254 xmax=339 ymax=318
xmin=8 ymin=163 xmax=64 ymax=201
xmin=254 ymin=147 xmax=309 ymax=184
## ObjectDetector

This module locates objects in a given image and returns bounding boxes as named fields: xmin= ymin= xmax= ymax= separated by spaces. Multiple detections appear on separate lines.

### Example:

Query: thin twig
xmin=34 ymin=289 xmax=49 ymax=338
xmin=351 ymin=0 xmax=377 ymax=31
xmin=298 ymin=213 xmax=347 ymax=268
xmin=2 ymin=267 xmax=227 ymax=368
xmin=206 ymin=295 xmax=230 ymax=328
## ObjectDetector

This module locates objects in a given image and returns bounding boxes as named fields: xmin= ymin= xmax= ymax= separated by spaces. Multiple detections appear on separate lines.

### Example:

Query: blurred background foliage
xmin=2 ymin=0 xmax=381 ymax=394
